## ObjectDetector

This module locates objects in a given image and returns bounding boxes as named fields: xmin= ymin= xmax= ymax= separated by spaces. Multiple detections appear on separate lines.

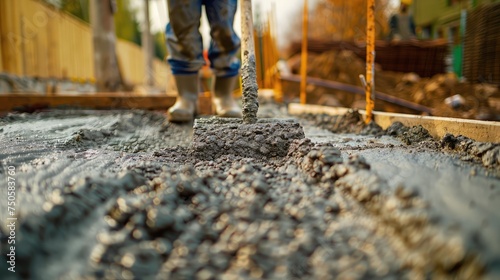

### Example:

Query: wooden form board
xmin=0 ymin=93 xmax=218 ymax=115
xmin=288 ymin=103 xmax=500 ymax=143
xmin=0 ymin=94 xmax=176 ymax=112
xmin=0 ymin=19 xmax=2 ymax=72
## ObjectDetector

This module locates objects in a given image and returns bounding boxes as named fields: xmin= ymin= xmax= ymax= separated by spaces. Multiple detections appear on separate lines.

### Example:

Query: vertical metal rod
xmin=300 ymin=0 xmax=308 ymax=104
xmin=365 ymin=0 xmax=375 ymax=123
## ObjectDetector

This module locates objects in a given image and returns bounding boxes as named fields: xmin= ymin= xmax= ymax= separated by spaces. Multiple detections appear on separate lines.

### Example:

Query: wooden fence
xmin=116 ymin=39 xmax=170 ymax=87
xmin=464 ymin=3 xmax=500 ymax=85
xmin=0 ymin=0 xmax=168 ymax=88
xmin=288 ymin=39 xmax=449 ymax=78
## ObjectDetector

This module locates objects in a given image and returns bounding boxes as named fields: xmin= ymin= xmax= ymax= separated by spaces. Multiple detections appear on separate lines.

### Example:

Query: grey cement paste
xmin=191 ymin=117 xmax=305 ymax=160
xmin=241 ymin=54 xmax=259 ymax=124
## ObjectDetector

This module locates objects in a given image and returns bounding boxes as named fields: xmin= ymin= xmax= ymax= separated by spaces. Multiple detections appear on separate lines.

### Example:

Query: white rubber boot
xmin=213 ymin=76 xmax=242 ymax=118
xmin=168 ymin=75 xmax=199 ymax=122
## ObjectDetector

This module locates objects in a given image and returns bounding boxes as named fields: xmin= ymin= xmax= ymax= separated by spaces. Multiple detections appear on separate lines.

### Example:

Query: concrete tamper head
xmin=190 ymin=0 xmax=305 ymax=160
xmin=191 ymin=117 xmax=305 ymax=160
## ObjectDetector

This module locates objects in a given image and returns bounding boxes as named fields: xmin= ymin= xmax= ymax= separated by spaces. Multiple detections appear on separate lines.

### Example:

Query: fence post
xmin=0 ymin=16 xmax=2 ymax=72
xmin=90 ymin=0 xmax=122 ymax=91
xmin=143 ymin=0 xmax=153 ymax=87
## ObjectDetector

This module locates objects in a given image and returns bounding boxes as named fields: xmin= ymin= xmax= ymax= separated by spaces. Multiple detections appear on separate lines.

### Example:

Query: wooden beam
xmin=0 ymin=93 xmax=176 ymax=112
xmin=0 ymin=6 xmax=2 ymax=73
xmin=288 ymin=103 xmax=500 ymax=143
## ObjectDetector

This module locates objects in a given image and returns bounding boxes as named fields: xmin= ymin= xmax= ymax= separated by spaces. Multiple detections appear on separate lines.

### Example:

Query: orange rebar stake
xmin=300 ymin=0 xmax=308 ymax=104
xmin=365 ymin=0 xmax=376 ymax=123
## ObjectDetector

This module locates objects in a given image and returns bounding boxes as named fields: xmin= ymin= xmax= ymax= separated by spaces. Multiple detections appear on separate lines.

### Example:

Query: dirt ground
xmin=0 ymin=104 xmax=499 ymax=279
xmin=288 ymin=50 xmax=500 ymax=120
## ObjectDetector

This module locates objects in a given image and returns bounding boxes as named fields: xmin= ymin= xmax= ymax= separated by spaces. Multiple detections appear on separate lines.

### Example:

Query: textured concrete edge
xmin=288 ymin=103 xmax=500 ymax=143
xmin=191 ymin=117 xmax=306 ymax=160
xmin=194 ymin=117 xmax=299 ymax=126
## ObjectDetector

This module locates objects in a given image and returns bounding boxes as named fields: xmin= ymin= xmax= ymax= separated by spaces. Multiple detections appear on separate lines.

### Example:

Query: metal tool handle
xmin=240 ymin=0 xmax=259 ymax=124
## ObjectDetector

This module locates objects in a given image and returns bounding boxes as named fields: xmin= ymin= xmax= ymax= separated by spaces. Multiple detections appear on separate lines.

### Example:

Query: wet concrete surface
xmin=0 ymin=105 xmax=499 ymax=279
xmin=192 ymin=118 xmax=305 ymax=160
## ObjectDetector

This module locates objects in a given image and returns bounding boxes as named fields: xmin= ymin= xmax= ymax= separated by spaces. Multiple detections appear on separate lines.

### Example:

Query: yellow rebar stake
xmin=365 ymin=0 xmax=376 ymax=123
xmin=300 ymin=0 xmax=308 ymax=104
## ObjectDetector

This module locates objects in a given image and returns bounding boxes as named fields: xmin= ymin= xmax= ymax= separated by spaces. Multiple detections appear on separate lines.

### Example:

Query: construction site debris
xmin=441 ymin=134 xmax=500 ymax=170
xmin=444 ymin=94 xmax=466 ymax=109
xmin=288 ymin=39 xmax=449 ymax=78
xmin=288 ymin=50 xmax=500 ymax=120
xmin=386 ymin=122 xmax=434 ymax=145
xmin=300 ymin=110 xmax=385 ymax=136
xmin=463 ymin=3 xmax=500 ymax=85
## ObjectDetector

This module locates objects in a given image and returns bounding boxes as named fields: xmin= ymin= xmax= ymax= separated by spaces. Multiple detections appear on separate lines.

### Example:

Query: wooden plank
xmin=53 ymin=12 xmax=63 ymax=78
xmin=82 ymin=23 xmax=94 ymax=80
xmin=25 ymin=0 xmax=37 ymax=77
xmin=117 ymin=39 xmax=145 ymax=85
xmin=47 ymin=8 xmax=59 ymax=78
xmin=1 ymin=0 xmax=25 ymax=75
xmin=0 ymin=0 xmax=8 ymax=72
xmin=0 ymin=94 xmax=176 ymax=112
xmin=0 ymin=3 xmax=3 ymax=73
xmin=11 ymin=0 xmax=23 ymax=75
xmin=0 ymin=0 xmax=4 ymax=73
xmin=38 ymin=2 xmax=50 ymax=78
xmin=59 ymin=14 xmax=68 ymax=78
xmin=23 ymin=2 xmax=37 ymax=78
xmin=288 ymin=103 xmax=500 ymax=143
xmin=153 ymin=58 xmax=169 ymax=88
xmin=68 ymin=17 xmax=77 ymax=79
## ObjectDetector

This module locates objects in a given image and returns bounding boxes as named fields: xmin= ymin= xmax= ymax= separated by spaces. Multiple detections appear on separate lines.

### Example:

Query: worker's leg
xmin=212 ymin=75 xmax=241 ymax=117
xmin=204 ymin=0 xmax=240 ymax=77
xmin=165 ymin=0 xmax=204 ymax=122
xmin=166 ymin=0 xmax=204 ymax=75
xmin=205 ymin=0 xmax=242 ymax=118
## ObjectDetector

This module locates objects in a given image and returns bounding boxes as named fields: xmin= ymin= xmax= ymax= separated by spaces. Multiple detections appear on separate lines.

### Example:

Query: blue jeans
xmin=165 ymin=0 xmax=241 ymax=78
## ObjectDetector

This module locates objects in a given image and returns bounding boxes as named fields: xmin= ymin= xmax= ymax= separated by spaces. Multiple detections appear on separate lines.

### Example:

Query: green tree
xmin=53 ymin=0 xmax=150 ymax=50
xmin=114 ymin=0 xmax=142 ymax=46
xmin=56 ymin=0 xmax=142 ymax=46
xmin=60 ymin=0 xmax=90 ymax=23
xmin=153 ymin=32 xmax=167 ymax=60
